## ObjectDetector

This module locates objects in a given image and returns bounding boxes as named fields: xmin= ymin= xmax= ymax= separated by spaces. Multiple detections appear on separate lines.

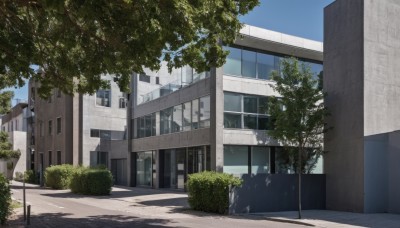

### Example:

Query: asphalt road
xmin=8 ymin=181 xmax=306 ymax=228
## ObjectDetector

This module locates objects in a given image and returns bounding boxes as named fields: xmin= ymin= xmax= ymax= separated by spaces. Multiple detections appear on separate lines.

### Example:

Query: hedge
xmin=44 ymin=164 xmax=75 ymax=189
xmin=70 ymin=167 xmax=113 ymax=195
xmin=0 ymin=173 xmax=12 ymax=225
xmin=187 ymin=171 xmax=242 ymax=214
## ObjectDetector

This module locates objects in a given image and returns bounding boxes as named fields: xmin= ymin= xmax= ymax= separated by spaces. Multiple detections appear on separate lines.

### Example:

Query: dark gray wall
xmin=324 ymin=0 xmax=365 ymax=212
xmin=229 ymin=174 xmax=325 ymax=214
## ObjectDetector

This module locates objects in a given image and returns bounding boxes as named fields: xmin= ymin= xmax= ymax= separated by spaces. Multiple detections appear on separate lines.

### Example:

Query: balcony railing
xmin=139 ymin=71 xmax=210 ymax=105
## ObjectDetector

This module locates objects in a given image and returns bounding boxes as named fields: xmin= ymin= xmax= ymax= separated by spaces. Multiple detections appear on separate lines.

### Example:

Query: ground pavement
xmin=6 ymin=181 xmax=400 ymax=228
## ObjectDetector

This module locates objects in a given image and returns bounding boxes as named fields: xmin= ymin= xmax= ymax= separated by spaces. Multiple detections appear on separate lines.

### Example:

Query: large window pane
xmin=199 ymin=96 xmax=210 ymax=128
xmin=223 ymin=47 xmax=241 ymax=76
xmin=310 ymin=62 xmax=323 ymax=80
xmin=244 ymin=114 xmax=257 ymax=129
xmin=192 ymin=99 xmax=199 ymax=129
xmin=243 ymin=96 xmax=257 ymax=113
xmin=96 ymin=90 xmax=111 ymax=107
xmin=252 ymin=147 xmax=269 ymax=174
xmin=160 ymin=107 xmax=173 ymax=134
xmin=224 ymin=113 xmax=242 ymax=128
xmin=224 ymin=146 xmax=248 ymax=174
xmin=145 ymin=115 xmax=152 ymax=137
xmin=172 ymin=104 xmax=182 ymax=133
xmin=257 ymin=53 xmax=275 ymax=80
xmin=224 ymin=92 xmax=241 ymax=112
xmin=242 ymin=50 xmax=256 ymax=78
xmin=183 ymin=102 xmax=192 ymax=131
xmin=136 ymin=151 xmax=153 ymax=186
xmin=151 ymin=113 xmax=156 ymax=136
xmin=258 ymin=97 xmax=269 ymax=114
xmin=258 ymin=116 xmax=270 ymax=130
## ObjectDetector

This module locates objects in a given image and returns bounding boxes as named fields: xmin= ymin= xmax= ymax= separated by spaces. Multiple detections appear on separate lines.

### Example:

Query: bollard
xmin=27 ymin=205 xmax=31 ymax=225
xmin=23 ymin=178 xmax=26 ymax=221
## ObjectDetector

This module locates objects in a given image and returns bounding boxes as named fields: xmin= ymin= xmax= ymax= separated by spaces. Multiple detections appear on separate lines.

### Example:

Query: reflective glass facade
xmin=223 ymin=46 xmax=323 ymax=80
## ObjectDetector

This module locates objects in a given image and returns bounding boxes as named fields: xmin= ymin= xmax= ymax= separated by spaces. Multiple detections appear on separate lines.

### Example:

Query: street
xmin=8 ymin=181 xmax=305 ymax=228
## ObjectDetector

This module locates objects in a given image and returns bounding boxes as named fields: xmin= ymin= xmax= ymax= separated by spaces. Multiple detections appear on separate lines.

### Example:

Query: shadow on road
xmin=7 ymin=212 xmax=184 ymax=228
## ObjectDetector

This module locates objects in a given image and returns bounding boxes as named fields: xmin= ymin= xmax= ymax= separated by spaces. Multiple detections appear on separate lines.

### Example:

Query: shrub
xmin=44 ymin=164 xmax=75 ymax=189
xmin=14 ymin=172 xmax=24 ymax=181
xmin=70 ymin=167 xmax=113 ymax=195
xmin=0 ymin=173 xmax=12 ymax=225
xmin=25 ymin=170 xmax=38 ymax=184
xmin=187 ymin=171 xmax=242 ymax=214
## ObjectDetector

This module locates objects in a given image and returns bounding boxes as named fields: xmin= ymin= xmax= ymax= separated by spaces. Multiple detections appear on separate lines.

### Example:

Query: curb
xmin=263 ymin=217 xmax=315 ymax=227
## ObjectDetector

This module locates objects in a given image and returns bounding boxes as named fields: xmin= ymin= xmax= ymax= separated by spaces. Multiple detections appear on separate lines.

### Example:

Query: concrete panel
xmin=223 ymin=129 xmax=279 ymax=146
xmin=223 ymin=75 xmax=279 ymax=97
xmin=132 ymin=128 xmax=210 ymax=152
xmin=229 ymin=174 xmax=326 ymax=214
xmin=324 ymin=0 xmax=365 ymax=212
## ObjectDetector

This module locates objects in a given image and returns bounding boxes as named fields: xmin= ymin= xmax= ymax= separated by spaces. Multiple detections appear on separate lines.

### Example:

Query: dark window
xmin=90 ymin=129 xmax=100 ymax=137
xmin=156 ymin=77 xmax=160 ymax=85
xmin=48 ymin=120 xmax=52 ymax=135
xmin=48 ymin=151 xmax=52 ymax=166
xmin=139 ymin=74 xmax=151 ymax=83
xmin=100 ymin=130 xmax=111 ymax=140
xmin=90 ymin=151 xmax=108 ymax=167
xmin=224 ymin=113 xmax=242 ymax=128
xmin=119 ymin=97 xmax=126 ymax=108
xmin=57 ymin=151 xmax=61 ymax=165
xmin=56 ymin=117 xmax=61 ymax=134
xmin=96 ymin=90 xmax=111 ymax=107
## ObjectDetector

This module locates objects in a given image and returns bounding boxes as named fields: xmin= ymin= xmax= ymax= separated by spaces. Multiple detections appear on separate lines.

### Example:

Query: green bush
xmin=14 ymin=172 xmax=24 ymax=181
xmin=25 ymin=170 xmax=38 ymax=184
xmin=44 ymin=164 xmax=75 ymax=189
xmin=70 ymin=167 xmax=113 ymax=195
xmin=0 ymin=173 xmax=12 ymax=225
xmin=187 ymin=171 xmax=242 ymax=214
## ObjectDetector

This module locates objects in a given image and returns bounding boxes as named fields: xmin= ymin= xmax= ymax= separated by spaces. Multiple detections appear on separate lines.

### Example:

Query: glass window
xmin=151 ymin=113 xmax=156 ymax=136
xmin=145 ymin=115 xmax=152 ymax=137
xmin=224 ymin=113 xmax=242 ymax=128
xmin=119 ymin=97 xmax=126 ymax=108
xmin=251 ymin=147 xmax=270 ymax=174
xmin=136 ymin=151 xmax=153 ymax=186
xmin=90 ymin=151 xmax=108 ymax=168
xmin=96 ymin=90 xmax=111 ymax=107
xmin=139 ymin=74 xmax=151 ymax=83
xmin=90 ymin=129 xmax=100 ymax=137
xmin=224 ymin=93 xmax=241 ymax=112
xmin=258 ymin=97 xmax=269 ymax=114
xmin=100 ymin=130 xmax=111 ymax=140
xmin=192 ymin=99 xmax=199 ymax=130
xmin=223 ymin=47 xmax=242 ymax=76
xmin=160 ymin=107 xmax=173 ymax=134
xmin=199 ymin=96 xmax=210 ymax=128
xmin=48 ymin=120 xmax=52 ymax=135
xmin=56 ymin=117 xmax=61 ymax=134
xmin=310 ymin=62 xmax=323 ymax=80
xmin=223 ymin=146 xmax=248 ymax=174
xmin=258 ymin=116 xmax=270 ymax=130
xmin=172 ymin=104 xmax=182 ymax=133
xmin=183 ymin=102 xmax=192 ymax=131
xmin=242 ymin=50 xmax=256 ymax=78
xmin=48 ymin=151 xmax=52 ymax=166
xmin=257 ymin=53 xmax=275 ymax=80
xmin=243 ymin=96 xmax=257 ymax=113
xmin=244 ymin=114 xmax=257 ymax=129
xmin=57 ymin=151 xmax=61 ymax=165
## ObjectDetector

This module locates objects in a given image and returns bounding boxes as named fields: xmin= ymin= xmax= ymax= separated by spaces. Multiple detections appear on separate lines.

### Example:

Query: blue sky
xmin=5 ymin=0 xmax=334 ymax=105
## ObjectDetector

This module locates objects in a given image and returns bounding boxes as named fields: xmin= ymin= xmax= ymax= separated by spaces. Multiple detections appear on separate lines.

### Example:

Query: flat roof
xmin=236 ymin=24 xmax=323 ymax=62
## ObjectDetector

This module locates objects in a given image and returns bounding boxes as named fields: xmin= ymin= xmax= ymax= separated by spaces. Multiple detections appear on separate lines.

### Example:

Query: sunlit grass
xmin=11 ymin=200 xmax=22 ymax=209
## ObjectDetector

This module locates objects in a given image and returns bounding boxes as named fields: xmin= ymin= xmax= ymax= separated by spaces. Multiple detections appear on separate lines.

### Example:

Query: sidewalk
xmin=253 ymin=210 xmax=400 ymax=228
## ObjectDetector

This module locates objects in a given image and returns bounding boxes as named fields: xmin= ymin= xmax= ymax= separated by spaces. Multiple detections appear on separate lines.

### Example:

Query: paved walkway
xmin=256 ymin=210 xmax=400 ymax=228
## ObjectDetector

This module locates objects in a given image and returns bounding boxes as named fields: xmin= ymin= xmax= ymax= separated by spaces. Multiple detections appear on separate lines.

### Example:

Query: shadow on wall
xmin=229 ymin=174 xmax=326 ymax=214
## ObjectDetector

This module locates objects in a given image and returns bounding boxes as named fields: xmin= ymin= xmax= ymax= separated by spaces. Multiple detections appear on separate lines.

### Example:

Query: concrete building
xmin=324 ymin=0 xmax=400 ymax=213
xmin=29 ymin=76 xmax=128 ymax=185
xmin=128 ymin=25 xmax=323 ymax=189
xmin=1 ymin=101 xmax=30 ymax=177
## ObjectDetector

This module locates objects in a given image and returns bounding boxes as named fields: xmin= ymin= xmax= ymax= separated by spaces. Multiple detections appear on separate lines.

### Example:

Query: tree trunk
xmin=298 ymin=146 xmax=302 ymax=219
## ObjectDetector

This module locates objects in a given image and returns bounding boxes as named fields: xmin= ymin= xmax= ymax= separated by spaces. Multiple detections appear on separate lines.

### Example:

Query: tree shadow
xmin=6 ymin=212 xmax=184 ymax=228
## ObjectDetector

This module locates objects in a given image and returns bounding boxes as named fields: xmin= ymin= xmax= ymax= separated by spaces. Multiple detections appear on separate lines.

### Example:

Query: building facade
xmin=128 ymin=25 xmax=323 ymax=189
xmin=29 ymin=76 xmax=128 ymax=185
xmin=1 ymin=101 xmax=30 ymax=177
xmin=324 ymin=0 xmax=400 ymax=213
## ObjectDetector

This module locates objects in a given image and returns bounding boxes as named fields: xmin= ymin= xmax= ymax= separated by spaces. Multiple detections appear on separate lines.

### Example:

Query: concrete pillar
xmin=210 ymin=67 xmax=224 ymax=172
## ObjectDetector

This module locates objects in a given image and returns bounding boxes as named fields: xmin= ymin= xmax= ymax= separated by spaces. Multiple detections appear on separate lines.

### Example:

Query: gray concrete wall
xmin=10 ymin=131 xmax=27 ymax=176
xmin=324 ymin=0 xmax=365 ymax=212
xmin=229 ymin=174 xmax=326 ymax=214
xmin=210 ymin=67 xmax=224 ymax=172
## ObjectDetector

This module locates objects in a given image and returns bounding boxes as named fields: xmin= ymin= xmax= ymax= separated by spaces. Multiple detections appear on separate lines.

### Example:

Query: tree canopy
xmin=0 ymin=0 xmax=259 ymax=97
xmin=268 ymin=57 xmax=329 ymax=219
xmin=0 ymin=91 xmax=13 ymax=114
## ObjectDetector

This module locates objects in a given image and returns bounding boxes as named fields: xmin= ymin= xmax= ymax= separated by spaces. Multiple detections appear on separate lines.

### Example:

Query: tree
xmin=0 ymin=91 xmax=14 ymax=114
xmin=0 ymin=132 xmax=21 ymax=161
xmin=268 ymin=57 xmax=329 ymax=219
xmin=0 ymin=0 xmax=259 ymax=97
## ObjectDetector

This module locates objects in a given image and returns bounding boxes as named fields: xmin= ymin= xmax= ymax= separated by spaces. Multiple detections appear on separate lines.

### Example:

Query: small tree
xmin=0 ymin=132 xmax=21 ymax=171
xmin=268 ymin=57 xmax=329 ymax=219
